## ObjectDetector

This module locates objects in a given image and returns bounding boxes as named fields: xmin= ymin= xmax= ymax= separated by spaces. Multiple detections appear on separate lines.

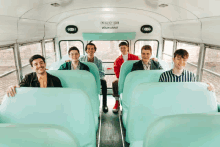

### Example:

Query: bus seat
xmin=118 ymin=60 xmax=138 ymax=94
xmin=157 ymin=59 xmax=171 ymax=70
xmin=48 ymin=61 xmax=101 ymax=94
xmin=118 ymin=60 xmax=168 ymax=94
xmin=47 ymin=70 xmax=99 ymax=129
xmin=144 ymin=113 xmax=220 ymax=147
xmin=0 ymin=124 xmax=80 ymax=147
xmin=0 ymin=88 xmax=96 ymax=147
xmin=81 ymin=62 xmax=101 ymax=94
xmin=126 ymin=82 xmax=217 ymax=146
xmin=122 ymin=70 xmax=165 ymax=128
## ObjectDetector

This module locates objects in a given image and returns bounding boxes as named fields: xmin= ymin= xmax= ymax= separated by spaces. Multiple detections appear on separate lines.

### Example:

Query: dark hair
xmin=141 ymin=45 xmax=152 ymax=53
xmin=174 ymin=49 xmax=189 ymax=59
xmin=119 ymin=42 xmax=128 ymax=47
xmin=29 ymin=54 xmax=45 ymax=67
xmin=85 ymin=42 xmax=97 ymax=51
xmin=68 ymin=46 xmax=80 ymax=54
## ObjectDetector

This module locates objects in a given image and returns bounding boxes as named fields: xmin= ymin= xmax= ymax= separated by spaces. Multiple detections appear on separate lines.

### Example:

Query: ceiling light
xmin=159 ymin=4 xmax=168 ymax=7
xmin=51 ymin=3 xmax=60 ymax=7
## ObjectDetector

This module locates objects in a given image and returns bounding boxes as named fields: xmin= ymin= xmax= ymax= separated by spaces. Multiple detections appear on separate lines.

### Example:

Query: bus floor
xmin=97 ymin=95 xmax=129 ymax=147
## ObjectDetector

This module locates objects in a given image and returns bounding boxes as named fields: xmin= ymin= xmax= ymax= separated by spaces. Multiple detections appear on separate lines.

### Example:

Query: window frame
xmin=59 ymin=40 xmax=85 ymax=58
xmin=134 ymin=39 xmax=159 ymax=58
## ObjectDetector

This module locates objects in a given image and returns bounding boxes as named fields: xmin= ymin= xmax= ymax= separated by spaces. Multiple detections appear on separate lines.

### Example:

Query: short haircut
xmin=68 ymin=46 xmax=80 ymax=54
xmin=174 ymin=49 xmax=189 ymax=59
xmin=141 ymin=45 xmax=152 ymax=53
xmin=119 ymin=42 xmax=128 ymax=47
xmin=29 ymin=54 xmax=45 ymax=67
xmin=85 ymin=42 xmax=97 ymax=51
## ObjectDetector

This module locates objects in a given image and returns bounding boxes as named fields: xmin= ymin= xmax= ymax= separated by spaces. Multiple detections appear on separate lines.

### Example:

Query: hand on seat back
xmin=6 ymin=85 xmax=20 ymax=97
xmin=151 ymin=58 xmax=158 ymax=62
xmin=65 ymin=60 xmax=71 ymax=62
xmin=207 ymin=82 xmax=215 ymax=92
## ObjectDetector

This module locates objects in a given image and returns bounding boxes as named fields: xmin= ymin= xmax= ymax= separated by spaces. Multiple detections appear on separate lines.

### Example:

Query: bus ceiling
xmin=82 ymin=33 xmax=136 ymax=41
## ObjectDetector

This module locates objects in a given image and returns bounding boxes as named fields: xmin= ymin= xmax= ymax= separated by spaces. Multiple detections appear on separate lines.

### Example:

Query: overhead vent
xmin=140 ymin=25 xmax=153 ymax=33
xmin=66 ymin=25 xmax=78 ymax=34
xmin=159 ymin=4 xmax=168 ymax=7
xmin=51 ymin=3 xmax=60 ymax=7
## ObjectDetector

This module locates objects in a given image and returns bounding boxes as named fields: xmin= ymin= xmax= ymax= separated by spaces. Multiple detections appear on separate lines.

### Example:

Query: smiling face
xmin=141 ymin=49 xmax=152 ymax=62
xmin=69 ymin=50 xmax=80 ymax=62
xmin=173 ymin=55 xmax=188 ymax=70
xmin=120 ymin=45 xmax=129 ymax=55
xmin=86 ymin=45 xmax=96 ymax=57
xmin=31 ymin=58 xmax=46 ymax=75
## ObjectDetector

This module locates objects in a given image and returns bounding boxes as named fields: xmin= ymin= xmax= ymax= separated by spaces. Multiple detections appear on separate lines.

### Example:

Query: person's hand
xmin=65 ymin=60 xmax=71 ymax=62
xmin=207 ymin=83 xmax=215 ymax=92
xmin=151 ymin=58 xmax=158 ymax=62
xmin=6 ymin=85 xmax=20 ymax=97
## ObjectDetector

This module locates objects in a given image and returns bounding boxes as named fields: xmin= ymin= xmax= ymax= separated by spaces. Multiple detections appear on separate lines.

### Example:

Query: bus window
xmin=134 ymin=40 xmax=158 ymax=57
xmin=59 ymin=40 xmax=84 ymax=58
xmin=91 ymin=41 xmax=123 ymax=62
xmin=0 ymin=47 xmax=18 ymax=102
xmin=162 ymin=40 xmax=173 ymax=68
xmin=177 ymin=42 xmax=200 ymax=75
xmin=19 ymin=43 xmax=42 ymax=77
xmin=202 ymin=47 xmax=220 ymax=102
xmin=45 ymin=41 xmax=56 ymax=68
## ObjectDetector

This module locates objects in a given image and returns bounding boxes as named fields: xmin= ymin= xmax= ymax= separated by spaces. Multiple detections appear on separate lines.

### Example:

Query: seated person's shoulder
xmin=47 ymin=72 xmax=60 ymax=80
xmin=80 ymin=62 xmax=90 ymax=71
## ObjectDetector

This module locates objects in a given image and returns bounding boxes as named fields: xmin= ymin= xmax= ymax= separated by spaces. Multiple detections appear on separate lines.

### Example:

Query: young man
xmin=131 ymin=45 xmax=163 ymax=71
xmin=112 ymin=42 xmax=140 ymax=113
xmin=59 ymin=46 xmax=89 ymax=71
xmin=6 ymin=54 xmax=62 ymax=97
xmin=159 ymin=49 xmax=214 ymax=91
xmin=79 ymin=42 xmax=108 ymax=113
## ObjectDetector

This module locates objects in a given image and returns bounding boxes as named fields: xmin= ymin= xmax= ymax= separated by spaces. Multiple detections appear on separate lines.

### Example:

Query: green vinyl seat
xmin=0 ymin=124 xmax=80 ymax=147
xmin=47 ymin=70 xmax=99 ymax=129
xmin=122 ymin=70 xmax=164 ymax=128
xmin=49 ymin=60 xmax=101 ymax=94
xmin=0 ymin=88 xmax=96 ymax=147
xmin=144 ymin=113 xmax=220 ymax=147
xmin=126 ymin=82 xmax=217 ymax=147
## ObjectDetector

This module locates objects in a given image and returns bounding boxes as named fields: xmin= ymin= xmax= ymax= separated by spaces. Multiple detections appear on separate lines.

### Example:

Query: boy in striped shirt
xmin=159 ymin=49 xmax=214 ymax=91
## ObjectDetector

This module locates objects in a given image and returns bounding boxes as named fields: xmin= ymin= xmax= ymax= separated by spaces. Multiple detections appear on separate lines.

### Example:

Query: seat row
xmin=118 ymin=61 xmax=219 ymax=147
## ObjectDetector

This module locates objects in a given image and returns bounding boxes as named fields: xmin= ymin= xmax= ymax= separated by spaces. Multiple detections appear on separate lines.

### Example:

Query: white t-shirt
xmin=122 ymin=54 xmax=128 ymax=62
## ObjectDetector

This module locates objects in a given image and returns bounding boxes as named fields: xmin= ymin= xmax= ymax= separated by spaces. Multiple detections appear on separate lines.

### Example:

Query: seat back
xmin=118 ymin=60 xmax=168 ymax=94
xmin=122 ymin=70 xmax=165 ymax=128
xmin=0 ymin=88 xmax=96 ymax=147
xmin=118 ymin=60 xmax=139 ymax=94
xmin=48 ymin=60 xmax=101 ymax=94
xmin=144 ymin=114 xmax=220 ymax=147
xmin=0 ymin=124 xmax=80 ymax=147
xmin=47 ymin=70 xmax=99 ymax=122
xmin=81 ymin=62 xmax=101 ymax=94
xmin=126 ymin=82 xmax=217 ymax=145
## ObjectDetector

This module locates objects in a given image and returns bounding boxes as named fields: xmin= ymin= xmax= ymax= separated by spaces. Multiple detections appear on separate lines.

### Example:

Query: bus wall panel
xmin=0 ymin=16 xmax=18 ymax=44
xmin=161 ymin=20 xmax=202 ymax=43
xmin=201 ymin=17 xmax=220 ymax=46
xmin=44 ymin=22 xmax=57 ymax=39
xmin=57 ymin=13 xmax=161 ymax=40
xmin=17 ymin=19 xmax=45 ymax=43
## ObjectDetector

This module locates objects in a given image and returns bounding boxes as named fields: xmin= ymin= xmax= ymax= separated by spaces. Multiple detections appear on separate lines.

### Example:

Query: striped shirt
xmin=159 ymin=69 xmax=196 ymax=82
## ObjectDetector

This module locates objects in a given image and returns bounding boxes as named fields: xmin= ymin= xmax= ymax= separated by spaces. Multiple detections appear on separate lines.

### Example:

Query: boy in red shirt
xmin=112 ymin=42 xmax=140 ymax=113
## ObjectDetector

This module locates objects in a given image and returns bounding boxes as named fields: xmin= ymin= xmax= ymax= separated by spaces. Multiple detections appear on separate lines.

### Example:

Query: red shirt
xmin=114 ymin=53 xmax=140 ymax=78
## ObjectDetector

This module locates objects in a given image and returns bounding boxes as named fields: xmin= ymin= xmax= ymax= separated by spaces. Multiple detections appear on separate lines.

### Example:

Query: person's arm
xmin=58 ymin=63 xmax=66 ymax=70
xmin=6 ymin=85 xmax=20 ymax=97
xmin=157 ymin=62 xmax=163 ymax=70
xmin=158 ymin=74 xmax=164 ymax=82
xmin=55 ymin=78 xmax=63 ymax=87
xmin=113 ymin=59 xmax=120 ymax=78
xmin=207 ymin=83 xmax=215 ymax=92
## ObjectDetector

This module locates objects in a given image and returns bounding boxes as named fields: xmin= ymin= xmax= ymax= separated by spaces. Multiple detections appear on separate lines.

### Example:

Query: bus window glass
xmin=59 ymin=41 xmax=84 ymax=58
xmin=162 ymin=40 xmax=173 ymax=68
xmin=134 ymin=40 xmax=158 ymax=57
xmin=0 ymin=48 xmax=18 ymax=103
xmin=19 ymin=43 xmax=42 ymax=77
xmin=202 ymin=47 xmax=220 ymax=102
xmin=91 ymin=41 xmax=123 ymax=62
xmin=45 ymin=41 xmax=55 ymax=68
xmin=163 ymin=40 xmax=173 ymax=56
